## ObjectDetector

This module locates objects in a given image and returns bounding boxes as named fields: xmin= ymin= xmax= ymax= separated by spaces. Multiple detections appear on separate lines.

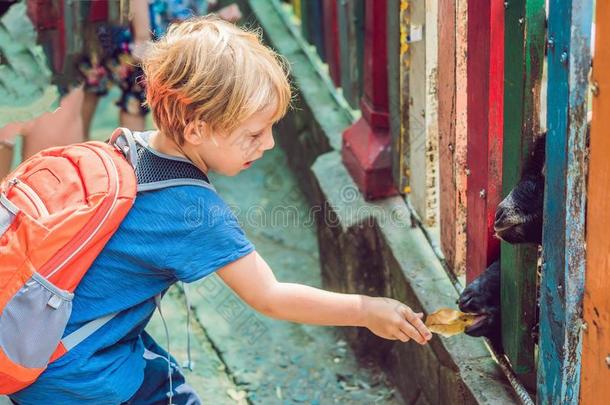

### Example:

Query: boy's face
xmin=191 ymin=104 xmax=277 ymax=176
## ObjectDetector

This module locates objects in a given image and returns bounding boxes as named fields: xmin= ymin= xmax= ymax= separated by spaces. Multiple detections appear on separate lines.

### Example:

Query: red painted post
xmin=342 ymin=0 xmax=398 ymax=200
xmin=465 ymin=0 xmax=504 ymax=283
xmin=486 ymin=0 xmax=503 ymax=271
xmin=466 ymin=1 xmax=491 ymax=282
xmin=323 ymin=0 xmax=341 ymax=87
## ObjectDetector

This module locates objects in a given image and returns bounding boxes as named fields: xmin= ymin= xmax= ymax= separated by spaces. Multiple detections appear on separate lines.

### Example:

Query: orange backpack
xmin=0 ymin=128 xmax=211 ymax=394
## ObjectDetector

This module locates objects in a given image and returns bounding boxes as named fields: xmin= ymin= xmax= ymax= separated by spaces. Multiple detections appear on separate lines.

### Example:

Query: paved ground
xmin=144 ymin=143 xmax=403 ymax=404
xmin=3 ymin=90 xmax=403 ymax=404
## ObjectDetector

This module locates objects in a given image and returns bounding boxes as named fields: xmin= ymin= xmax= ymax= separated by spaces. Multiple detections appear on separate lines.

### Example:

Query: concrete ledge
xmin=311 ymin=152 xmax=518 ymax=404
xmin=240 ymin=0 xmax=519 ymax=403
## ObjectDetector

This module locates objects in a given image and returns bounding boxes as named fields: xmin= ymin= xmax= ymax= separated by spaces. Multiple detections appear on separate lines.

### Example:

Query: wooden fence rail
xmin=501 ymin=0 xmax=545 ymax=377
xmin=438 ymin=0 xmax=468 ymax=276
xmin=538 ymin=0 xmax=593 ymax=403
xmin=282 ymin=2 xmax=603 ymax=400
xmin=581 ymin=1 xmax=610 ymax=402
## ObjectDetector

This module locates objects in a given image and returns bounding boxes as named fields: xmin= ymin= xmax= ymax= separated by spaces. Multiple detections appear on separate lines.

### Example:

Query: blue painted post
xmin=538 ymin=1 xmax=593 ymax=403
xmin=310 ymin=0 xmax=326 ymax=61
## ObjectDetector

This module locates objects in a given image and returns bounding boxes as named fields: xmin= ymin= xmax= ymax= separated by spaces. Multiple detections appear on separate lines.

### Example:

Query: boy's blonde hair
xmin=141 ymin=16 xmax=291 ymax=144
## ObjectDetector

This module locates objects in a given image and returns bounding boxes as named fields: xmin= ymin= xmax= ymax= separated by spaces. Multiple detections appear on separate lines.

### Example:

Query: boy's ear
xmin=183 ymin=121 xmax=209 ymax=146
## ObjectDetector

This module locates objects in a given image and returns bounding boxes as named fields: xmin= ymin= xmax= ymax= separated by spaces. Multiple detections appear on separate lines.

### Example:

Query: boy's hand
xmin=362 ymin=297 xmax=432 ymax=345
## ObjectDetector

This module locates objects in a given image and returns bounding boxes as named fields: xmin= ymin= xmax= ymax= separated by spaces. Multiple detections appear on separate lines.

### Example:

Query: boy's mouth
xmin=244 ymin=155 xmax=263 ymax=168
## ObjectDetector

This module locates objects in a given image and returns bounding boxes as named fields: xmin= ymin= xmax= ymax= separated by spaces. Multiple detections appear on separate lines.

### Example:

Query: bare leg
xmin=22 ymin=86 xmax=85 ymax=159
xmin=120 ymin=111 xmax=146 ymax=131
xmin=82 ymin=91 xmax=100 ymax=140
xmin=0 ymin=144 xmax=13 ymax=180
xmin=0 ymin=122 xmax=21 ymax=179
xmin=0 ymin=142 xmax=14 ymax=180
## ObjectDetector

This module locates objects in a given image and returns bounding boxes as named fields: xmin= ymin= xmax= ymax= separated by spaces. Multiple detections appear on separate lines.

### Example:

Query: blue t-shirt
xmin=11 ymin=185 xmax=254 ymax=404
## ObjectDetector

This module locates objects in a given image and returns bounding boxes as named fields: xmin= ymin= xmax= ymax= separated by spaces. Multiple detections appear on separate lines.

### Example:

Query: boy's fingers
xmin=413 ymin=317 xmax=432 ymax=340
xmin=399 ymin=320 xmax=427 ymax=345
xmin=401 ymin=307 xmax=432 ymax=341
xmin=394 ymin=330 xmax=410 ymax=343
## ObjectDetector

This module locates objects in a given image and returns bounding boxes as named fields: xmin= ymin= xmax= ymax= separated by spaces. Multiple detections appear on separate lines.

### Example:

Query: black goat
xmin=493 ymin=134 xmax=546 ymax=245
xmin=458 ymin=134 xmax=546 ymax=346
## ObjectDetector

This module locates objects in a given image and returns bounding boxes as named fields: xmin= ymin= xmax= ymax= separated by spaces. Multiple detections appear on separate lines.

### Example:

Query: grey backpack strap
xmin=62 ymin=312 xmax=118 ymax=351
xmin=109 ymin=128 xmax=138 ymax=169
xmin=131 ymin=131 xmax=216 ymax=193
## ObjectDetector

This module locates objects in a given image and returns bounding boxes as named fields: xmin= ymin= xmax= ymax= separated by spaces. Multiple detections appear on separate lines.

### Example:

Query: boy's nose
xmin=263 ymin=133 xmax=275 ymax=151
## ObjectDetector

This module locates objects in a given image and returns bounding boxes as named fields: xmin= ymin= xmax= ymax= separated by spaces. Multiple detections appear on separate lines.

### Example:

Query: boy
xmin=10 ymin=16 xmax=432 ymax=405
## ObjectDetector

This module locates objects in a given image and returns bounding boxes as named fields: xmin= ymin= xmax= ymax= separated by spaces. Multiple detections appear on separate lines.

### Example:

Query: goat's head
xmin=494 ymin=134 xmax=546 ymax=245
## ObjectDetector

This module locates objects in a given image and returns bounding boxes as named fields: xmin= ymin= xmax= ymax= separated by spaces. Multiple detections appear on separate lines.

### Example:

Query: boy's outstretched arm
xmin=217 ymin=251 xmax=432 ymax=345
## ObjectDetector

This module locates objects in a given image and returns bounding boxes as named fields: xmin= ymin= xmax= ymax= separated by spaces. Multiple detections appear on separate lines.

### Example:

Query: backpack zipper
xmin=42 ymin=146 xmax=121 ymax=280
xmin=9 ymin=178 xmax=50 ymax=216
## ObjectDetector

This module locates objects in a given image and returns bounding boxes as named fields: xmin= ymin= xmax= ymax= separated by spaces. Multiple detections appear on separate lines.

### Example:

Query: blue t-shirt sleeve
xmin=163 ymin=193 xmax=254 ymax=283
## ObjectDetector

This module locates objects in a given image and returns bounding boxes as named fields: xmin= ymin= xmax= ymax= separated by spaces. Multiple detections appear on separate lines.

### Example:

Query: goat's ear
xmin=534 ymin=133 xmax=546 ymax=161
xmin=520 ymin=132 xmax=547 ymax=177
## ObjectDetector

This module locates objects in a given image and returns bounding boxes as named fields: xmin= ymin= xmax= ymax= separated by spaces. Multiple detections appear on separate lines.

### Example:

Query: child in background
xmin=9 ymin=16 xmax=431 ymax=405
xmin=81 ymin=0 xmax=242 ymax=138
xmin=0 ymin=0 xmax=84 ymax=179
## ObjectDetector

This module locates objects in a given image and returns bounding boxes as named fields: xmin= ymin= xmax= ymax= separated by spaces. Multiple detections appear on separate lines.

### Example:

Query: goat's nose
xmin=494 ymin=206 xmax=508 ymax=228
xmin=458 ymin=291 xmax=474 ymax=310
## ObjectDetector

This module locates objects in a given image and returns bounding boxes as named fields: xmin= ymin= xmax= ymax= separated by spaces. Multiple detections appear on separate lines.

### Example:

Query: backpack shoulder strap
xmin=110 ymin=128 xmax=215 ymax=193
xmin=59 ymin=129 xmax=216 ymax=355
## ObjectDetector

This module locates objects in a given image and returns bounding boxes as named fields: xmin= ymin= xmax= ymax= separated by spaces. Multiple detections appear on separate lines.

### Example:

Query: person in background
xmin=80 ymin=0 xmax=153 ymax=136
xmin=0 ymin=0 xmax=84 ymax=179
xmin=81 ymin=0 xmax=242 ymax=139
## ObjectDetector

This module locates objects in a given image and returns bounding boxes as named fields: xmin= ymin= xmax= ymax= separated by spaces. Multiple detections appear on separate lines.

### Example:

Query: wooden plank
xmin=453 ymin=0 xmax=468 ymax=276
xmin=408 ymin=0 xmax=426 ymax=213
xmin=437 ymin=0 xmax=457 ymax=272
xmin=292 ymin=0 xmax=301 ymax=19
xmin=309 ymin=0 xmax=326 ymax=61
xmin=406 ymin=0 xmax=439 ymax=228
xmin=580 ymin=1 xmax=610 ymax=402
xmin=438 ymin=0 xmax=467 ymax=275
xmin=388 ymin=0 xmax=404 ymax=192
xmin=538 ymin=0 xmax=593 ymax=403
xmin=300 ymin=0 xmax=312 ymax=43
xmin=485 ymin=0 xmax=503 ymax=272
xmin=424 ymin=0 xmax=439 ymax=229
xmin=323 ymin=0 xmax=341 ymax=86
xmin=337 ymin=0 xmax=365 ymax=109
xmin=500 ymin=0 xmax=545 ymax=376
xmin=465 ymin=0 xmax=491 ymax=283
